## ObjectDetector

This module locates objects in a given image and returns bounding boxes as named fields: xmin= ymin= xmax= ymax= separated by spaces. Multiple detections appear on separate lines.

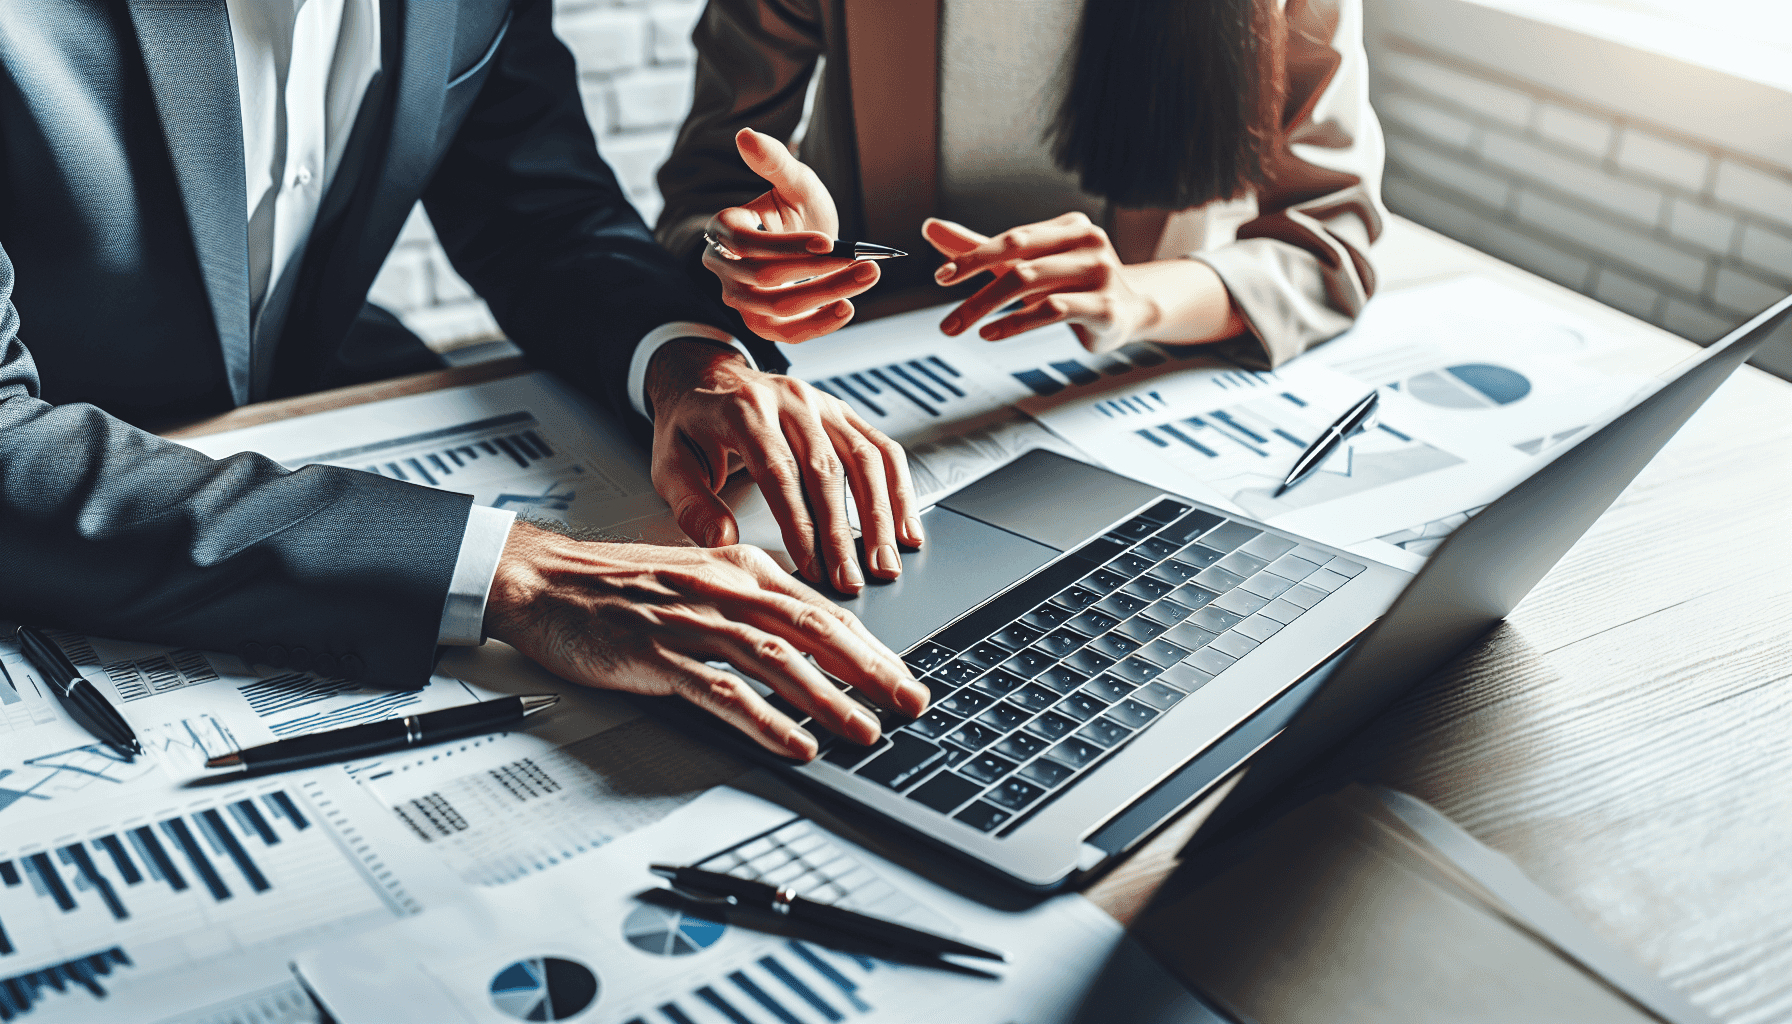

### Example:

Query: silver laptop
xmin=670 ymin=293 xmax=1791 ymax=890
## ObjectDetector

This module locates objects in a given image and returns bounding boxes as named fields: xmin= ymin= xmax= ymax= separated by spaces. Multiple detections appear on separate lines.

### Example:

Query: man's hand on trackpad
xmin=484 ymin=520 xmax=931 ymax=761
xmin=644 ymin=338 xmax=924 ymax=595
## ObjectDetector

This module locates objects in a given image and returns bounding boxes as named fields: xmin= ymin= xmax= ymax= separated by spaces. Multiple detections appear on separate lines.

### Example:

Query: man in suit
xmin=0 ymin=0 xmax=926 ymax=760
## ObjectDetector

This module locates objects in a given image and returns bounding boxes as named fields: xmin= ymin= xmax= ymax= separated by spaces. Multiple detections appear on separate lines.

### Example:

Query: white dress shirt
xmin=226 ymin=0 xmax=749 ymax=646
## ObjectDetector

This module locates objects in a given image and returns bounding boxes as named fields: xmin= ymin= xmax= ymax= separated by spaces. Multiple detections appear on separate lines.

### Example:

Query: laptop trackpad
xmin=837 ymin=506 xmax=1058 ymax=653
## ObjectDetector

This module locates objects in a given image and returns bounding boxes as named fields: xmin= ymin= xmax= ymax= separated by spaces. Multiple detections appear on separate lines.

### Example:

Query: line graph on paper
xmin=234 ymin=674 xmax=430 ymax=738
xmin=138 ymin=714 xmax=243 ymax=773
xmin=0 ymin=744 xmax=159 ymax=817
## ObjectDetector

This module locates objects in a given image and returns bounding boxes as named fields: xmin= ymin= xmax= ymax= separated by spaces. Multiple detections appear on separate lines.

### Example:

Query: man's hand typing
xmin=483 ymin=520 xmax=929 ymax=760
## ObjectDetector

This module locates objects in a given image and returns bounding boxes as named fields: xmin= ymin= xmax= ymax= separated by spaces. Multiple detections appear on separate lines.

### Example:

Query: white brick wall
xmin=369 ymin=0 xmax=705 ymax=351
xmin=1369 ymin=34 xmax=1792 ymax=378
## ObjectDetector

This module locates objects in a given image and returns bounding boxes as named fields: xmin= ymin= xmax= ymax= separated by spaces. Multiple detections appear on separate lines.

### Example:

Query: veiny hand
xmin=485 ymin=520 xmax=930 ymax=760
xmin=646 ymin=340 xmax=924 ymax=595
xmin=702 ymin=128 xmax=881 ymax=343
xmin=925 ymin=213 xmax=1246 ymax=353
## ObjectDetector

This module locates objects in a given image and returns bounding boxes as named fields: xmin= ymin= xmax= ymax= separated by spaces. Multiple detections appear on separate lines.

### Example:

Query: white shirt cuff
xmin=627 ymin=321 xmax=758 ymax=421
xmin=437 ymin=504 xmax=517 ymax=646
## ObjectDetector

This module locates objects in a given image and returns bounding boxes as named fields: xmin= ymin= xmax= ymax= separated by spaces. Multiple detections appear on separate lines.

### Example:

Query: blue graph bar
xmin=927 ymin=355 xmax=961 ymax=378
xmin=760 ymin=956 xmax=842 ymax=1022
xmin=1273 ymin=429 xmax=1306 ymax=447
xmin=232 ymin=800 xmax=279 ymax=846
xmin=268 ymin=791 xmax=310 ymax=830
xmin=1135 ymin=428 xmax=1168 ymax=448
xmin=1161 ymin=424 xmax=1218 ymax=457
xmin=868 ymin=367 xmax=937 ymax=416
xmin=789 ymin=941 xmax=871 ymax=1013
xmin=61 ymin=844 xmax=126 ymax=921
xmin=1211 ymin=410 xmax=1269 ymax=444
xmin=658 ymin=1003 xmax=698 ymax=1024
xmin=1051 ymin=360 xmax=1101 ymax=385
xmin=812 ymin=379 xmax=842 ymax=400
xmin=406 ymin=458 xmax=438 ymax=486
xmin=730 ymin=970 xmax=803 ymax=1024
xmin=1281 ymin=391 xmax=1307 ymax=407
xmin=909 ymin=360 xmax=964 ymax=397
xmin=94 ymin=835 xmax=142 ymax=884
xmin=829 ymin=377 xmax=884 ymax=418
xmin=1379 ymin=423 xmax=1413 ymax=442
xmin=24 ymin=854 xmax=74 ymax=911
xmin=696 ymin=985 xmax=754 ymax=1024
xmin=200 ymin=809 xmax=270 ymax=893
xmin=129 ymin=826 xmax=186 ymax=891
xmin=1012 ymin=369 xmax=1065 ymax=397
xmin=0 ymin=917 xmax=10 ymax=956
xmin=0 ymin=947 xmax=132 ymax=1016
xmin=887 ymin=364 xmax=944 ymax=404
xmin=161 ymin=818 xmax=230 ymax=901
xmin=849 ymin=372 xmax=880 ymax=394
xmin=0 ymin=862 xmax=18 ymax=886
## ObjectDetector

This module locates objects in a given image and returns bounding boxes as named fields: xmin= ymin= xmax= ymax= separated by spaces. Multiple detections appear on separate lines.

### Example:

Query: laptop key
xmin=1095 ymin=592 xmax=1149 ymax=618
xmin=824 ymin=736 xmax=889 ymax=769
xmin=1077 ymin=718 xmax=1131 ymax=748
xmin=1057 ymin=692 xmax=1109 ymax=722
xmin=935 ymin=658 xmax=985 ymax=684
xmin=991 ymin=621 xmax=1044 ymax=651
xmin=1168 ymin=584 xmax=1220 ymax=611
xmin=1088 ymin=633 xmax=1141 ymax=659
xmin=994 ymin=732 xmax=1048 ymax=761
xmin=1158 ymin=663 xmax=1215 ymax=692
xmin=1265 ymin=554 xmax=1322 ymax=581
xmin=1001 ymin=648 xmax=1056 ymax=678
xmin=1066 ymin=609 xmax=1119 ymax=636
xmin=954 ymin=802 xmax=1012 ymax=832
xmin=1141 ymin=599 xmax=1196 ymax=626
xmin=1034 ymin=629 xmax=1086 ymax=658
xmin=972 ymin=668 xmax=1026 ymax=697
xmin=908 ymin=771 xmax=982 ymax=814
xmin=855 ymin=734 xmax=944 ymax=789
xmin=1260 ymin=598 xmax=1307 ymax=624
xmin=1147 ymin=559 xmax=1202 ymax=585
xmin=1107 ymin=699 xmax=1160 ymax=728
xmin=1033 ymin=667 xmax=1085 ymax=696
xmin=1110 ymin=515 xmax=1160 ymax=541
xmin=1082 ymin=676 xmax=1135 ymax=703
xmin=920 ymin=676 xmax=958 ymax=703
xmin=1139 ymin=498 xmax=1192 ymax=523
xmin=1063 ymin=649 xmax=1115 ymax=676
xmin=1046 ymin=737 xmax=1103 ymax=769
xmin=1137 ymin=536 xmax=1180 ymax=561
xmin=1200 ymin=522 xmax=1262 ymax=552
xmin=1132 ymin=634 xmax=1186 ymax=663
xmin=1082 ymin=568 xmax=1129 ymax=595
xmin=1115 ymin=616 xmax=1168 ymax=642
xmin=1215 ymin=551 xmax=1269 ymax=578
xmin=961 ymin=753 xmax=1019 ymax=785
xmin=1185 ymin=647 xmax=1237 ymax=676
xmin=1051 ymin=586 xmax=1103 ymax=611
xmin=948 ymin=721 xmax=1001 ymax=750
xmin=1133 ymin=682 xmax=1187 ymax=710
xmin=1189 ymin=606 xmax=1245 ymax=633
xmin=1158 ymin=509 xmax=1224 ymax=545
xmin=961 ymin=641 xmax=1011 ymax=669
xmin=987 ymin=778 xmax=1047 ymax=811
xmin=1306 ymin=568 xmax=1350 ymax=592
xmin=1234 ymin=614 xmax=1284 ymax=642
xmin=1240 ymin=572 xmax=1296 ymax=600
xmin=1164 ymin=621 xmax=1218 ymax=651
xmin=1108 ymin=552 xmax=1156 ymax=577
xmin=941 ymin=742 xmax=973 ymax=767
xmin=1022 ymin=603 xmax=1073 ymax=631
xmin=1019 ymin=758 xmax=1075 ymax=789
xmin=1176 ymin=544 xmax=1225 ymax=569
xmin=1193 ymin=565 xmax=1245 ymax=592
xmin=1214 ymin=589 xmax=1270 ymax=616
xmin=1238 ymin=533 xmax=1298 ymax=561
xmin=1208 ymin=631 xmax=1259 ymax=659
xmin=939 ymin=690 xmax=993 ymax=717
xmin=976 ymin=702 xmax=1030 ymax=733
xmin=1325 ymin=557 xmax=1367 ymax=578
xmin=1122 ymin=576 xmax=1175 ymax=601
xmin=906 ymin=709 xmax=962 ymax=740
xmin=903 ymin=641 xmax=956 ymax=672
xmin=1281 ymin=583 xmax=1327 ymax=610
xmin=1024 ymin=712 xmax=1078 ymax=741
xmin=1108 ymin=656 xmax=1166 ymax=685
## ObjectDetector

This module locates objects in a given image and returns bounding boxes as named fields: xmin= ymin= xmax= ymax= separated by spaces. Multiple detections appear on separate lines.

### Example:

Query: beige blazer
xmin=655 ymin=0 xmax=1387 ymax=367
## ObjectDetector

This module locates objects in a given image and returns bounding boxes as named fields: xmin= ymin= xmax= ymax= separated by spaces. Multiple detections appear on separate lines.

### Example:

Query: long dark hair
xmin=1047 ymin=0 xmax=1286 ymax=210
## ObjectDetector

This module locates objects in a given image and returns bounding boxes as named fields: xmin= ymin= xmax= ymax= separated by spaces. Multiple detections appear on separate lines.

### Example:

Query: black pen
xmin=650 ymin=864 xmax=1006 ymax=962
xmin=1273 ymin=390 xmax=1381 ymax=497
xmin=705 ymin=232 xmax=908 ymax=262
xmin=205 ymin=694 xmax=559 ymax=773
xmin=14 ymin=625 xmax=140 ymax=758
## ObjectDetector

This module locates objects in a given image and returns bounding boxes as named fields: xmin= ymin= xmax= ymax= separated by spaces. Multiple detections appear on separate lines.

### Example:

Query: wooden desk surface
xmin=163 ymin=217 xmax=1791 ymax=1021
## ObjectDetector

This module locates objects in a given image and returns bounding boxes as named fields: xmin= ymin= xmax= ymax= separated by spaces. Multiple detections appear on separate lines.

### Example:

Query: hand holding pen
xmin=700 ymin=128 xmax=907 ymax=344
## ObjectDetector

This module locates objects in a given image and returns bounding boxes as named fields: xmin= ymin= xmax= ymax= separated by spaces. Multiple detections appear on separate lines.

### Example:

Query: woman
xmin=656 ymin=0 xmax=1384 ymax=366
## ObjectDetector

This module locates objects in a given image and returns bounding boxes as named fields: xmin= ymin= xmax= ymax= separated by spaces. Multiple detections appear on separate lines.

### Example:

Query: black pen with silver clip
xmin=704 ymin=231 xmax=908 ymax=262
xmin=206 ymin=694 xmax=559 ymax=773
xmin=1273 ymin=390 xmax=1381 ymax=497
xmin=12 ymin=624 xmax=141 ymax=759
xmin=651 ymin=863 xmax=1006 ymax=962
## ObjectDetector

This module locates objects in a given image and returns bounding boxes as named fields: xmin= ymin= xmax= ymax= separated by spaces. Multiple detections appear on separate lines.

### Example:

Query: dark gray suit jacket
xmin=0 ymin=0 xmax=753 ymax=684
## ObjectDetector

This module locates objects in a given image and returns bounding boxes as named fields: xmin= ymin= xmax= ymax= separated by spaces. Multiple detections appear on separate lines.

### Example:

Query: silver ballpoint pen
xmin=704 ymin=232 xmax=907 ymax=262
xmin=1273 ymin=390 xmax=1381 ymax=497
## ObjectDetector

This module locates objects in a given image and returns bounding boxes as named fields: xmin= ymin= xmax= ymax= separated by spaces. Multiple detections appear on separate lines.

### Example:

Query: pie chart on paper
xmin=623 ymin=902 xmax=727 ymax=956
xmin=1402 ymin=363 xmax=1532 ymax=408
xmin=489 ymin=956 xmax=600 ymax=1021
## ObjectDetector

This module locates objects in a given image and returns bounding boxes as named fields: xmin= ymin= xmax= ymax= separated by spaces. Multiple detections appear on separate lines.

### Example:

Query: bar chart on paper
xmin=0 ymin=780 xmax=413 ymax=1020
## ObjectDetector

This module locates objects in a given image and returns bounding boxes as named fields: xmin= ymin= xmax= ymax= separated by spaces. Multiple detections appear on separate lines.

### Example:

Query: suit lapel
xmin=128 ymin=0 xmax=254 ymax=407
xmin=370 ymin=0 xmax=453 ymax=235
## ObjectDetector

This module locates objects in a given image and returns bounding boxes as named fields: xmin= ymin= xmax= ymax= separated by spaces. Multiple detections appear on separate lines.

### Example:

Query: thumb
xmin=923 ymin=217 xmax=987 ymax=258
xmin=653 ymin=430 xmax=740 ymax=548
xmin=736 ymin=128 xmax=810 ymax=199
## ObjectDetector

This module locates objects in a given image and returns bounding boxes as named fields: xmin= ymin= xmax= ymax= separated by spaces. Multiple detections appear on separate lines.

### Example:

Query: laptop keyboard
xmin=775 ymin=499 xmax=1366 ymax=837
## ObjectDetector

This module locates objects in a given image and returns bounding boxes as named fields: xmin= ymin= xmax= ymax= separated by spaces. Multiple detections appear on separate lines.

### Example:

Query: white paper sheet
xmin=295 ymin=784 xmax=1216 ymax=1024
